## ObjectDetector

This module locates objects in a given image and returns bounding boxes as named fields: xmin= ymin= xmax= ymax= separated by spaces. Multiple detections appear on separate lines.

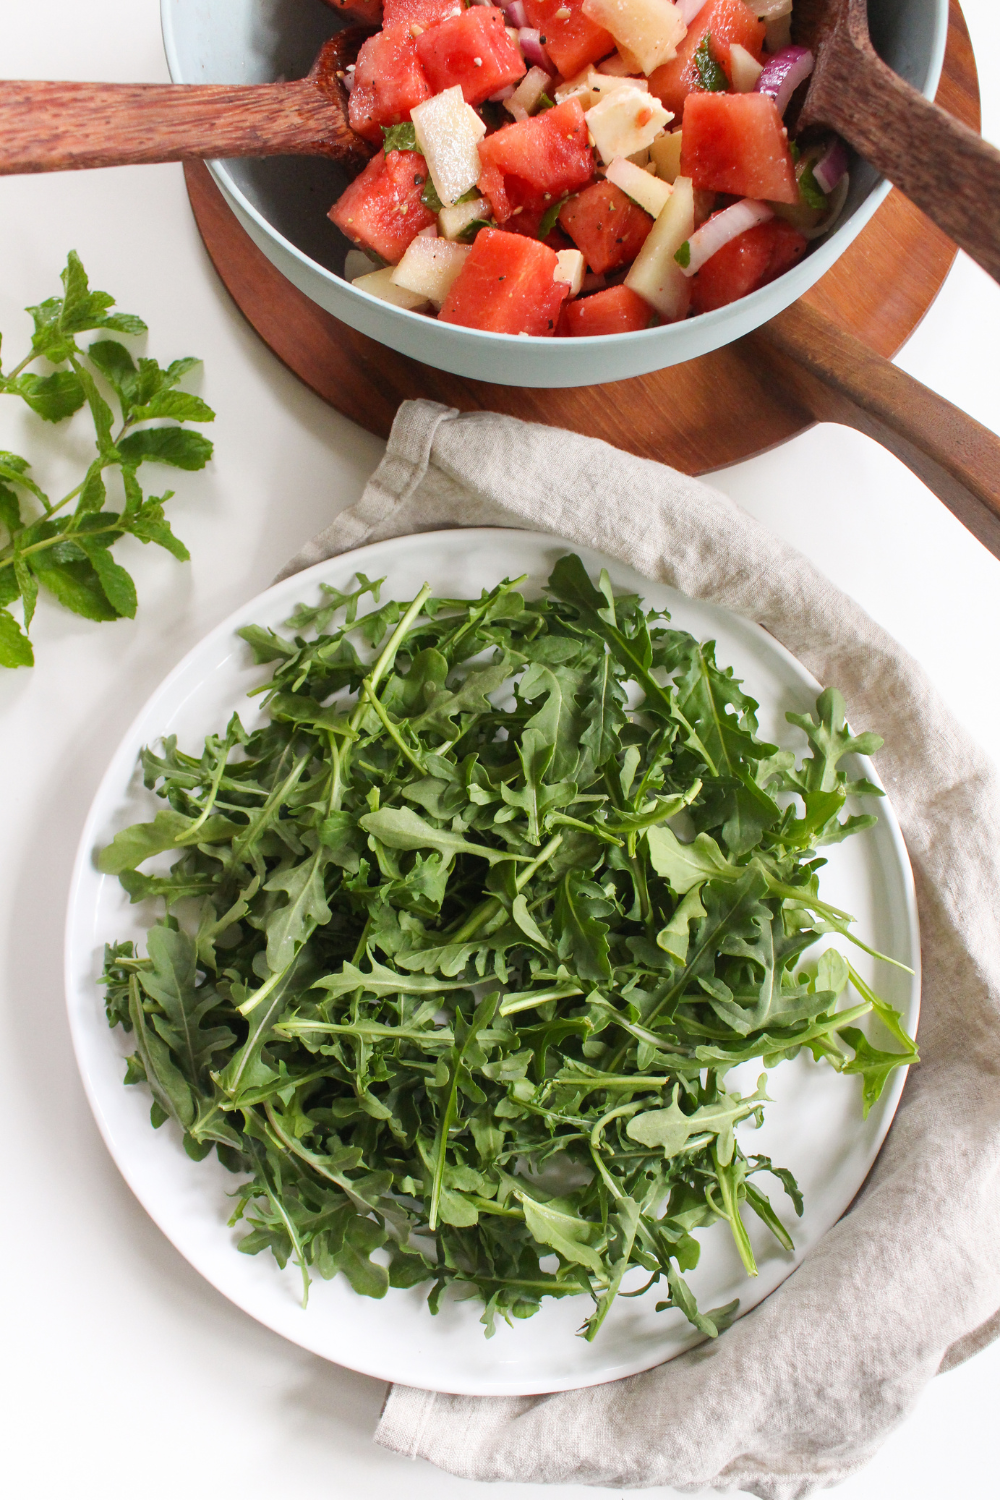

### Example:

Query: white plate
xmin=65 ymin=528 xmax=920 ymax=1396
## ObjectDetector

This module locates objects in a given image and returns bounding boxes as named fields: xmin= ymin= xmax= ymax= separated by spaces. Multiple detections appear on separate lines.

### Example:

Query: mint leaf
xmin=693 ymin=34 xmax=728 ymax=93
xmin=382 ymin=122 xmax=420 ymax=153
xmin=538 ymin=194 xmax=569 ymax=240
xmin=0 ymin=607 xmax=33 ymax=667
xmin=118 ymin=427 xmax=214 ymax=471
xmin=799 ymin=161 xmax=828 ymax=214
xmin=6 ymin=371 xmax=86 ymax=422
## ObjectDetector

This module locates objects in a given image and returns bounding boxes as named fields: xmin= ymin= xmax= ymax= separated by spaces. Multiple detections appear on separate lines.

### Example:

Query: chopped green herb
xmin=456 ymin=218 xmax=494 ymax=244
xmin=0 ymin=252 xmax=214 ymax=671
xmin=693 ymin=34 xmax=728 ymax=93
xmin=538 ymin=195 xmax=570 ymax=240
xmin=100 ymin=555 xmax=916 ymax=1337
xmin=798 ymin=161 xmax=829 ymax=214
xmin=382 ymin=122 xmax=421 ymax=154
xmin=536 ymin=92 xmax=556 ymax=112
xmin=421 ymin=177 xmax=444 ymax=213
xmin=674 ymin=239 xmax=692 ymax=268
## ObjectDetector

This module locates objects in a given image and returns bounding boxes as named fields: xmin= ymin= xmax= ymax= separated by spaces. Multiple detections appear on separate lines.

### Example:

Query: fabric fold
xmin=281 ymin=400 xmax=1000 ymax=1498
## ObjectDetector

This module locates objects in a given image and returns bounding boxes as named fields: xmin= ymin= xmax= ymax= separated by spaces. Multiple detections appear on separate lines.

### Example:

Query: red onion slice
xmin=504 ymin=2 xmax=528 ymax=29
xmin=812 ymin=136 xmax=849 ymax=194
xmin=518 ymin=27 xmax=552 ymax=71
xmin=676 ymin=0 xmax=708 ymax=22
xmin=754 ymin=45 xmax=814 ymax=117
xmin=489 ymin=82 xmax=518 ymax=101
xmin=679 ymin=198 xmax=774 ymax=277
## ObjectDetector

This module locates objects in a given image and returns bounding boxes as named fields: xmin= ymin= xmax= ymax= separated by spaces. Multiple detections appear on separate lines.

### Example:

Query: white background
xmin=1 ymin=2 xmax=998 ymax=1496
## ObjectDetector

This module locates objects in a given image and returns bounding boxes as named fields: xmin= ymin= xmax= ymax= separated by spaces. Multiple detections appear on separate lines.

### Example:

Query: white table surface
xmin=2 ymin=3 xmax=998 ymax=1496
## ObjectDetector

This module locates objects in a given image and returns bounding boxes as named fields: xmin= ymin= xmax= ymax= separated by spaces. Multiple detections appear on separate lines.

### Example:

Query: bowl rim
xmin=160 ymin=0 xmax=950 ymax=351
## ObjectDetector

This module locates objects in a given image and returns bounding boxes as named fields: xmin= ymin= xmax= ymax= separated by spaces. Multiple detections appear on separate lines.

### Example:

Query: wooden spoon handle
xmin=749 ymin=299 xmax=1000 ymax=559
xmin=809 ymin=42 xmax=1000 ymax=285
xmin=0 ymin=78 xmax=352 ymax=173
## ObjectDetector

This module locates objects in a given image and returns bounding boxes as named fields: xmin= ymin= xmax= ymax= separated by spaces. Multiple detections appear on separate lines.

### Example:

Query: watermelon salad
xmin=328 ymin=0 xmax=850 ymax=337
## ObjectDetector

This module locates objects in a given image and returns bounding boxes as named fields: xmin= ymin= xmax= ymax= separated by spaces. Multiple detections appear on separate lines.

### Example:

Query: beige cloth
xmin=282 ymin=400 xmax=1000 ymax=1499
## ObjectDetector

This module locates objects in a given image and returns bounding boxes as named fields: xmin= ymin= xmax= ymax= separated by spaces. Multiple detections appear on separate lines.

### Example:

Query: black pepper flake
xmin=547 ymin=319 xmax=554 ymax=328
xmin=615 ymin=236 xmax=623 ymax=243
xmin=498 ymin=274 xmax=506 ymax=280
xmin=415 ymin=175 xmax=424 ymax=185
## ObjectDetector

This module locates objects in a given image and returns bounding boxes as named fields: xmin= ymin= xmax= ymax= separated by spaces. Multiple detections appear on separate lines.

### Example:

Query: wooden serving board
xmin=184 ymin=0 xmax=980 ymax=475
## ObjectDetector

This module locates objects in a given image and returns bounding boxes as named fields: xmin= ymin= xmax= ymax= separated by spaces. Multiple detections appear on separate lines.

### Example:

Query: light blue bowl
xmin=162 ymin=0 xmax=949 ymax=388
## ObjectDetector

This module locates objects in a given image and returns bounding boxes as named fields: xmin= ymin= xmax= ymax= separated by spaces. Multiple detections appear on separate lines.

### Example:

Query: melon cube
xmin=554 ymin=247 xmax=586 ymax=297
xmin=438 ymin=195 xmax=492 ymax=239
xmin=411 ymin=86 xmax=487 ymax=207
xmin=506 ymin=66 xmax=553 ymax=118
xmin=585 ymin=84 xmax=672 ymax=163
xmin=555 ymin=65 xmax=598 ymax=106
xmin=624 ymin=172 xmax=694 ymax=319
xmin=605 ymin=156 xmax=673 ymax=217
xmin=649 ymin=128 xmax=682 ymax=182
xmin=391 ymin=236 xmax=472 ymax=306
xmin=353 ymin=267 xmax=431 ymax=310
xmin=729 ymin=43 xmax=763 ymax=93
xmin=581 ymin=0 xmax=686 ymax=76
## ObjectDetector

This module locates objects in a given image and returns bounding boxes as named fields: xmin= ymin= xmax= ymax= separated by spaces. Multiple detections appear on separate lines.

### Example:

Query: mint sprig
xmin=0 ymin=252 xmax=214 ymax=669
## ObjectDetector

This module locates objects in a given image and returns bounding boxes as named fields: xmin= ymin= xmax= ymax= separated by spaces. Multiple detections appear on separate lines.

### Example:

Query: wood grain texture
xmin=751 ymin=301 xmax=1000 ymax=556
xmin=799 ymin=0 xmax=1000 ymax=284
xmin=0 ymin=32 xmax=374 ymax=176
xmin=183 ymin=0 xmax=993 ymax=552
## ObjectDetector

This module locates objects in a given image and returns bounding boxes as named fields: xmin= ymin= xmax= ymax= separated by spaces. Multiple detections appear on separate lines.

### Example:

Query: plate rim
xmin=64 ymin=526 xmax=921 ymax=1393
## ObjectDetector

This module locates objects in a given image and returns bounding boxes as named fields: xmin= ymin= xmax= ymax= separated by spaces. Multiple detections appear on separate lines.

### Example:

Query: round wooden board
xmin=185 ymin=1 xmax=980 ymax=475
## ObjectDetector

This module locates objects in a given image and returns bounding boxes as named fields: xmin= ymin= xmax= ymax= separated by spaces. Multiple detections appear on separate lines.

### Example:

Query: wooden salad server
xmin=795 ymin=0 xmax=1000 ymax=284
xmin=0 ymin=29 xmax=375 ymax=177
xmin=750 ymin=300 xmax=1000 ymax=559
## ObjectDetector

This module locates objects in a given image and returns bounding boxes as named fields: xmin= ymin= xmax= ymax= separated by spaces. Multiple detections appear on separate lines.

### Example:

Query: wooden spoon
xmin=0 ymin=28 xmax=376 ymax=177
xmin=795 ymin=0 xmax=1000 ymax=283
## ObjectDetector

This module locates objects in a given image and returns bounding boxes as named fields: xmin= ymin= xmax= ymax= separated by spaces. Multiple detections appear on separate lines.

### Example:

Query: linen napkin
xmin=280 ymin=399 xmax=1000 ymax=1499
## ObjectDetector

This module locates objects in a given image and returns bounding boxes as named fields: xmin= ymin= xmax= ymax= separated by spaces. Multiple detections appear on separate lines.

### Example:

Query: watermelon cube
xmin=329 ymin=149 xmax=437 ymax=264
xmin=324 ymin=0 xmax=385 ymax=25
xmin=415 ymin=8 xmax=526 ymax=107
xmin=649 ymin=0 xmax=765 ymax=116
xmin=477 ymin=98 xmax=595 ymax=199
xmin=561 ymin=283 xmax=652 ymax=335
xmin=690 ymin=218 xmax=807 ymax=312
xmin=558 ymin=179 xmax=653 ymax=274
xmin=680 ymin=91 xmax=798 ymax=204
xmin=382 ymin=0 xmax=465 ymax=28
xmin=522 ymin=0 xmax=615 ymax=80
xmin=438 ymin=227 xmax=569 ymax=334
xmin=477 ymin=162 xmax=512 ymax=222
xmin=348 ymin=27 xmax=433 ymax=144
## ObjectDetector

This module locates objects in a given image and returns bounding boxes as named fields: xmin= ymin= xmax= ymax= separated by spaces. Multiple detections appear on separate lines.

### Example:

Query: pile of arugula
xmin=100 ymin=556 xmax=917 ymax=1339
xmin=0 ymin=252 xmax=213 ymax=668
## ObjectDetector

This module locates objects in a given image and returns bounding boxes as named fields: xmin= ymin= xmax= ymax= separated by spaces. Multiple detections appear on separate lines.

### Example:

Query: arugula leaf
xmin=99 ymin=555 xmax=913 ymax=1341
